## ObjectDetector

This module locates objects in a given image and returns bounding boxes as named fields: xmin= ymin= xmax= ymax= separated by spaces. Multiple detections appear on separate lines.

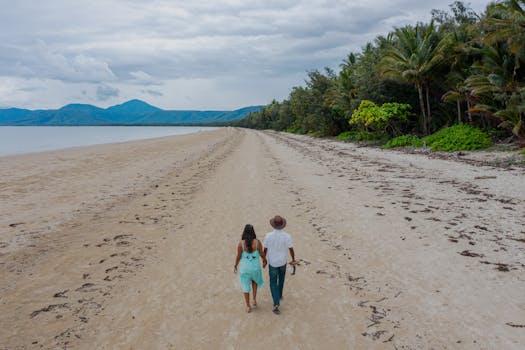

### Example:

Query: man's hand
xmin=290 ymin=260 xmax=297 ymax=266
xmin=234 ymin=266 xmax=238 ymax=274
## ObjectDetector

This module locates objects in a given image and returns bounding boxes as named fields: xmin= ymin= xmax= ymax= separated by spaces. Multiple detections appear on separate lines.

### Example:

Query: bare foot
xmin=246 ymin=306 xmax=251 ymax=313
xmin=253 ymin=300 xmax=257 ymax=308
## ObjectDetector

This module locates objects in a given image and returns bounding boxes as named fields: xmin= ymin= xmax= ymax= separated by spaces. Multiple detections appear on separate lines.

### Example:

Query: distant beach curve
xmin=0 ymin=126 xmax=218 ymax=157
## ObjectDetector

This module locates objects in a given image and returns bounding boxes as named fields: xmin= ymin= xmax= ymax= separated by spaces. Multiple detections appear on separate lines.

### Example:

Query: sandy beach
xmin=1 ymin=127 xmax=524 ymax=349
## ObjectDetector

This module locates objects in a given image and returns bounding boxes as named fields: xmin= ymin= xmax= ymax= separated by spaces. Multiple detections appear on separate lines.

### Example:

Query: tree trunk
xmin=466 ymin=95 xmax=472 ymax=123
xmin=457 ymin=100 xmax=462 ymax=123
xmin=425 ymin=82 xmax=432 ymax=134
xmin=417 ymin=83 xmax=427 ymax=134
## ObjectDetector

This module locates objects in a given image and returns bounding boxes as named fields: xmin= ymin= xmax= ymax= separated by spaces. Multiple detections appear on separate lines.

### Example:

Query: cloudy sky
xmin=0 ymin=0 xmax=490 ymax=110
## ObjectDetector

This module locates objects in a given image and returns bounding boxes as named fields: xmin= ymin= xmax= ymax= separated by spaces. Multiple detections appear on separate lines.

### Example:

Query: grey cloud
xmin=0 ymin=0 xmax=490 ymax=109
xmin=33 ymin=40 xmax=116 ymax=83
xmin=96 ymin=84 xmax=120 ymax=101
xmin=128 ymin=70 xmax=161 ymax=85
xmin=18 ymin=86 xmax=44 ymax=92
xmin=0 ymin=40 xmax=117 ymax=83
xmin=142 ymin=89 xmax=164 ymax=97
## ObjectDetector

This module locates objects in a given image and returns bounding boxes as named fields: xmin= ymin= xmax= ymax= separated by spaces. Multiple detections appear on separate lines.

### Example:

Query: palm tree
xmin=438 ymin=22 xmax=480 ymax=123
xmin=340 ymin=52 xmax=357 ymax=71
xmin=483 ymin=0 xmax=525 ymax=70
xmin=443 ymin=72 xmax=469 ymax=123
xmin=326 ymin=53 xmax=359 ymax=118
xmin=466 ymin=1 xmax=525 ymax=138
xmin=380 ymin=22 xmax=443 ymax=134
xmin=466 ymin=45 xmax=524 ymax=137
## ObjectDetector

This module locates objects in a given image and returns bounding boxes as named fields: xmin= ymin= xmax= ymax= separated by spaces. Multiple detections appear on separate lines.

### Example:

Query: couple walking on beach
xmin=234 ymin=215 xmax=296 ymax=314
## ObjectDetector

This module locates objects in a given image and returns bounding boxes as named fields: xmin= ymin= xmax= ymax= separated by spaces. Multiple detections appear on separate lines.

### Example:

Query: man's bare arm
xmin=289 ymin=247 xmax=296 ymax=265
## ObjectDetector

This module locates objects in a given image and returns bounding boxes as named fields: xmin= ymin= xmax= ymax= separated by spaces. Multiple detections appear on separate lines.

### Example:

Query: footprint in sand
xmin=30 ymin=303 xmax=69 ymax=318
xmin=53 ymin=290 xmax=69 ymax=298
xmin=105 ymin=266 xmax=118 ymax=273
xmin=76 ymin=283 xmax=97 ymax=292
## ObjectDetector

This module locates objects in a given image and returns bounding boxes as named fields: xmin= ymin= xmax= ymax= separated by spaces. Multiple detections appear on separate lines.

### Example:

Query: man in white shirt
xmin=263 ymin=215 xmax=296 ymax=315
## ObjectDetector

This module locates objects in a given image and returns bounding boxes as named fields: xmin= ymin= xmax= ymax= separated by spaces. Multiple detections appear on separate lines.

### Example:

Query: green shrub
xmin=285 ymin=126 xmax=305 ymax=134
xmin=336 ymin=130 xmax=390 ymax=142
xmin=422 ymin=124 xmax=493 ymax=151
xmin=349 ymin=100 xmax=412 ymax=136
xmin=384 ymin=134 xmax=424 ymax=148
xmin=335 ymin=131 xmax=353 ymax=141
xmin=349 ymin=100 xmax=383 ymax=127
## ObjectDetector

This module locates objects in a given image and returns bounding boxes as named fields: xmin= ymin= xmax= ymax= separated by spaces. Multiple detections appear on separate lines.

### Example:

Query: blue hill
xmin=0 ymin=108 xmax=33 ymax=124
xmin=106 ymin=99 xmax=161 ymax=114
xmin=0 ymin=100 xmax=263 ymax=126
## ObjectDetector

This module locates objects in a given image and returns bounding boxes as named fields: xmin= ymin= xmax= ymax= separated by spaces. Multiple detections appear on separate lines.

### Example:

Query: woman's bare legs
xmin=251 ymin=281 xmax=258 ymax=307
xmin=243 ymin=292 xmax=251 ymax=313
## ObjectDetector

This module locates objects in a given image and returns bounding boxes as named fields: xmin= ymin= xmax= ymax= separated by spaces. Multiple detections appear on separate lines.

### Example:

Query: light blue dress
xmin=239 ymin=240 xmax=265 ymax=293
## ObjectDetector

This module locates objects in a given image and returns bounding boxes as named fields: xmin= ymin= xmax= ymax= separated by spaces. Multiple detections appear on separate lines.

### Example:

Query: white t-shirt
xmin=263 ymin=229 xmax=293 ymax=267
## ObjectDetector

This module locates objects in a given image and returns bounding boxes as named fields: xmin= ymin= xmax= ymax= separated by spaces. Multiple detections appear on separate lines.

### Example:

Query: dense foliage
xmin=235 ymin=1 xmax=525 ymax=148
xmin=384 ymin=135 xmax=424 ymax=148
xmin=422 ymin=123 xmax=494 ymax=151
xmin=349 ymin=100 xmax=413 ymax=136
xmin=336 ymin=130 xmax=390 ymax=143
xmin=384 ymin=124 xmax=493 ymax=151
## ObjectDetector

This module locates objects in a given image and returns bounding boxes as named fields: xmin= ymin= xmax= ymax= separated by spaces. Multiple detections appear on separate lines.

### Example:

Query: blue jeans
xmin=269 ymin=264 xmax=286 ymax=307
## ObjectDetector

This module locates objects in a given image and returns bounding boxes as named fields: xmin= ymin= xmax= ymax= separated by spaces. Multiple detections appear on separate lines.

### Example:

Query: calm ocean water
xmin=0 ymin=126 xmax=218 ymax=157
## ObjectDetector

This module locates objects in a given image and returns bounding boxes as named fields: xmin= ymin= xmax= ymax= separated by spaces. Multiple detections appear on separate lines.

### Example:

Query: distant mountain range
xmin=0 ymin=99 xmax=263 ymax=126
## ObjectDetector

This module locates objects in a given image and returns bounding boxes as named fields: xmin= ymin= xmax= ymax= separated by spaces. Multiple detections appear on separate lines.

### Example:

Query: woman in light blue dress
xmin=234 ymin=224 xmax=267 ymax=313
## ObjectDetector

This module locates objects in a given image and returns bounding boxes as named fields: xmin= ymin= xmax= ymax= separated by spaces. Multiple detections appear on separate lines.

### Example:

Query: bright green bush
xmin=422 ymin=124 xmax=493 ymax=151
xmin=384 ymin=134 xmax=424 ymax=148
xmin=336 ymin=130 xmax=390 ymax=142
xmin=349 ymin=100 xmax=383 ymax=127
xmin=349 ymin=100 xmax=412 ymax=135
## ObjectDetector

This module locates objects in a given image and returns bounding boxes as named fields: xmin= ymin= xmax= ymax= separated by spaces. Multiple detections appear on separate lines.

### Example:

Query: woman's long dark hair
xmin=241 ymin=224 xmax=257 ymax=253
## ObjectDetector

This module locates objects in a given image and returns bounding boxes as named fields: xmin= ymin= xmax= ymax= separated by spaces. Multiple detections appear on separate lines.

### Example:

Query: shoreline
xmin=0 ymin=125 xmax=219 ymax=158
xmin=1 ymin=128 xmax=524 ymax=349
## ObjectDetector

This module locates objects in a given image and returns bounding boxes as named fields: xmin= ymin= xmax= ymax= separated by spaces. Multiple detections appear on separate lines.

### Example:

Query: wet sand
xmin=1 ymin=128 xmax=524 ymax=349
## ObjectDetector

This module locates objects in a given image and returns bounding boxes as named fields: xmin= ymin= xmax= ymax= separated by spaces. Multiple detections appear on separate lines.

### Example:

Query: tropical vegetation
xmin=235 ymin=1 xmax=525 ymax=151
xmin=421 ymin=123 xmax=494 ymax=150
